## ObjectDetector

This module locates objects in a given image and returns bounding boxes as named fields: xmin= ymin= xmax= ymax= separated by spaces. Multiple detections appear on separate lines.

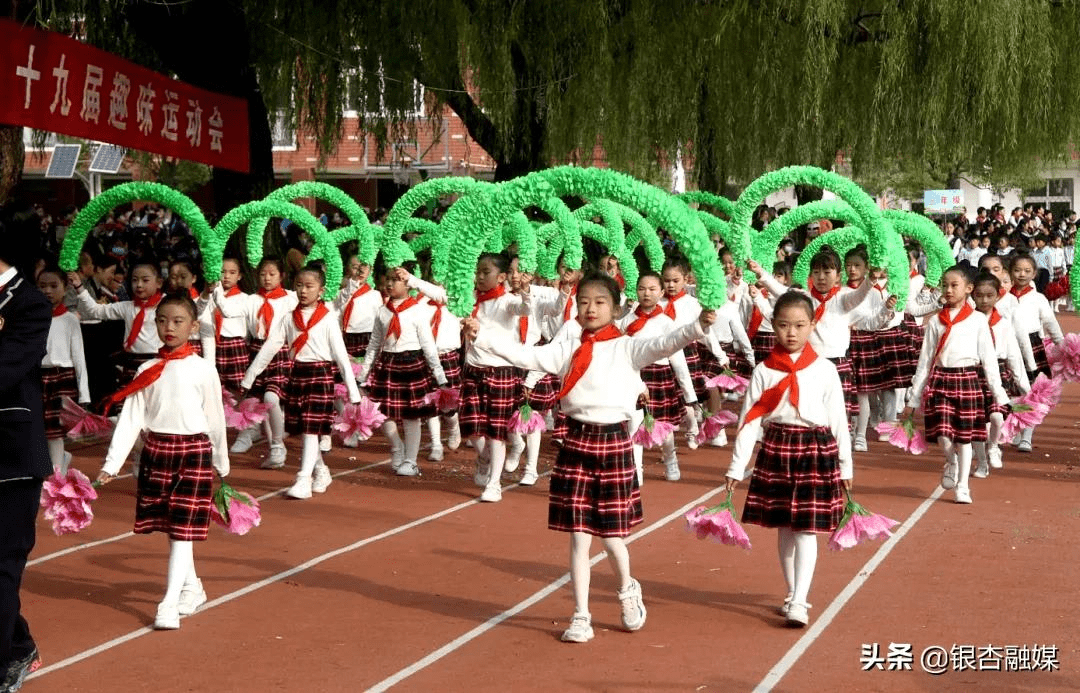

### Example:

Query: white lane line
xmin=28 ymin=459 xmax=391 ymax=567
xmin=28 ymin=473 xmax=545 ymax=681
xmin=366 ymin=485 xmax=728 ymax=693
xmin=752 ymin=485 xmax=946 ymax=693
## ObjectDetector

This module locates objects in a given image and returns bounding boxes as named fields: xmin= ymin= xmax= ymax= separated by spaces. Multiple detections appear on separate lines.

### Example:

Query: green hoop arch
xmin=573 ymin=200 xmax=639 ymax=290
xmin=382 ymin=176 xmax=493 ymax=268
xmin=676 ymin=190 xmax=736 ymax=219
xmin=791 ymin=226 xmax=870 ymax=287
xmin=882 ymin=210 xmax=954 ymax=286
xmin=752 ymin=200 xmax=864 ymax=271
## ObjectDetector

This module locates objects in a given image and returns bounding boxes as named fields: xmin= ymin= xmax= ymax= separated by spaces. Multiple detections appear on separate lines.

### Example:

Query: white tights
xmin=940 ymin=437 xmax=973 ymax=490
xmin=570 ymin=532 xmax=632 ymax=616
xmin=162 ymin=539 xmax=196 ymax=606
xmin=47 ymin=437 xmax=68 ymax=474
xmin=778 ymin=528 xmax=817 ymax=607
xmin=263 ymin=391 xmax=285 ymax=446
xmin=299 ymin=434 xmax=321 ymax=477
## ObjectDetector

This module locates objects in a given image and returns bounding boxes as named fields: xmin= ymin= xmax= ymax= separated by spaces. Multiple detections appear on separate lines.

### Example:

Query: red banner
xmin=0 ymin=19 xmax=250 ymax=173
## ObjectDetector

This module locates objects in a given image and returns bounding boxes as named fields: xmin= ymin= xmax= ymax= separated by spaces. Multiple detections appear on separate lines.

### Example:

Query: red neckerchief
xmin=933 ymin=303 xmax=974 ymax=363
xmin=556 ymin=324 xmax=623 ymax=399
xmin=998 ymin=287 xmax=1007 ymax=299
xmin=626 ymin=305 xmax=662 ymax=336
xmin=101 ymin=342 xmax=195 ymax=412
xmin=214 ymin=285 xmax=243 ymax=338
xmin=809 ymin=286 xmax=839 ymax=323
xmin=51 ymin=303 xmax=68 ymax=318
xmin=188 ymin=286 xmax=199 ymax=300
xmin=518 ymin=315 xmax=529 ymax=343
xmin=471 ymin=285 xmax=506 ymax=319
xmin=340 ymin=282 xmax=372 ymax=330
xmin=257 ymin=287 xmax=288 ymax=339
xmin=385 ymin=296 xmax=419 ymax=340
xmin=662 ymin=290 xmax=686 ymax=320
xmin=988 ymin=308 xmax=1002 ymax=347
xmin=1011 ymin=285 xmax=1034 ymax=299
xmin=746 ymin=288 xmax=769 ymax=340
xmin=124 ymin=292 xmax=163 ymax=351
xmin=910 ymin=269 xmax=918 ymax=278
xmin=290 ymin=303 xmax=330 ymax=356
xmin=562 ymin=285 xmax=578 ymax=322
xmin=847 ymin=279 xmax=860 ymax=289
xmin=427 ymin=297 xmax=444 ymax=338
xmin=742 ymin=344 xmax=818 ymax=426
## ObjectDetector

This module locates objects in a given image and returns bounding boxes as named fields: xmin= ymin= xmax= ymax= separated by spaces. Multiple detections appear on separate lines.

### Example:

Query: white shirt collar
xmin=0 ymin=266 xmax=18 ymax=289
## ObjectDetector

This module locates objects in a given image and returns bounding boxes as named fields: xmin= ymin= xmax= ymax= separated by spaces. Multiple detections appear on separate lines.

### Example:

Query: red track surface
xmin=20 ymin=318 xmax=1080 ymax=692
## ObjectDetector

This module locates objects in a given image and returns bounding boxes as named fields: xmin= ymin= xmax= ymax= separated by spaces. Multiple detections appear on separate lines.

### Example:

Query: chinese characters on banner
xmin=923 ymin=189 xmax=965 ymax=215
xmin=0 ymin=18 xmax=250 ymax=173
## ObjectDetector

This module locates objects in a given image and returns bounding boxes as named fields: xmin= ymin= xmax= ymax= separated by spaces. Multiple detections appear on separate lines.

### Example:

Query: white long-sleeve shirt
xmin=727 ymin=353 xmax=852 ymax=481
xmin=907 ymin=307 xmax=1007 ymax=409
xmin=241 ymin=302 xmax=360 ymax=402
xmin=75 ymin=289 xmax=162 ymax=353
xmin=617 ymin=307 xmax=698 ymax=404
xmin=711 ymin=300 xmax=755 ymax=367
xmin=465 ymin=288 xmax=532 ymax=369
xmin=356 ymin=297 xmax=447 ymax=386
xmin=1011 ymin=287 xmax=1065 ymax=345
xmin=335 ymin=279 xmax=384 ymax=335
xmin=661 ymin=291 xmax=728 ymax=364
xmin=43 ymin=311 xmax=90 ymax=403
xmin=404 ymin=275 xmax=463 ymax=352
xmin=993 ymin=291 xmax=1037 ymax=372
xmin=103 ymin=354 xmax=229 ymax=476
xmin=477 ymin=319 xmax=707 ymax=424
xmin=988 ymin=312 xmax=1031 ymax=394
xmin=758 ymin=276 xmax=875 ymax=358
xmin=214 ymin=288 xmax=298 ymax=341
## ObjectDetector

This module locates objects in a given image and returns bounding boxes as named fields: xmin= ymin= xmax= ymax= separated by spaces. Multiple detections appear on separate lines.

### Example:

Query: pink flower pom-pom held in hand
xmin=58 ymin=396 xmax=113 ymax=441
xmin=210 ymin=482 xmax=262 ymax=536
xmin=873 ymin=415 xmax=927 ymax=455
xmin=1045 ymin=334 xmax=1080 ymax=382
xmin=695 ymin=410 xmax=738 ymax=445
xmin=1025 ymin=373 xmax=1063 ymax=408
xmin=508 ymin=403 xmax=546 ymax=434
xmin=684 ymin=492 xmax=752 ymax=550
xmin=705 ymin=368 xmax=749 ymax=394
xmin=223 ymin=396 xmax=271 ymax=431
xmin=422 ymin=387 xmax=461 ymax=413
xmin=333 ymin=397 xmax=387 ymax=443
xmin=631 ymin=413 xmax=677 ymax=448
xmin=40 ymin=468 xmax=99 ymax=535
xmin=828 ymin=491 xmax=899 ymax=551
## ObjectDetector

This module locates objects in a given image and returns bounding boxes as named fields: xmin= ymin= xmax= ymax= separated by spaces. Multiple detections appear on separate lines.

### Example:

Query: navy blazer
xmin=0 ymin=272 xmax=52 ymax=481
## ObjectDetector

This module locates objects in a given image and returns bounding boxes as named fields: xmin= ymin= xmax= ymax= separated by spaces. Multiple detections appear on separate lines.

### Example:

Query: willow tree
xmin=9 ymin=0 xmax=1080 ymax=207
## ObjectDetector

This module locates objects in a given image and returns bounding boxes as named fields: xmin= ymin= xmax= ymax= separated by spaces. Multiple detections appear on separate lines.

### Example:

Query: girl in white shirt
xmin=747 ymin=262 xmax=789 ymax=363
xmin=243 ymin=266 xmax=360 ymax=499
xmin=725 ymin=292 xmax=852 ymax=628
xmin=903 ymin=267 xmax=1008 ymax=504
xmin=358 ymin=268 xmax=448 ymax=478
xmin=96 ymin=294 xmax=230 ymax=631
xmin=335 ymin=256 xmax=382 ymax=359
xmin=467 ymin=272 xmax=715 ymax=644
xmin=204 ymin=257 xmax=249 ymax=390
xmin=37 ymin=267 xmax=89 ymax=473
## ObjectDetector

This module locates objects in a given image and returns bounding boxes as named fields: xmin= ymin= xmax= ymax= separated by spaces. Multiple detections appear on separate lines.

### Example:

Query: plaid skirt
xmin=135 ymin=432 xmax=214 ymax=541
xmin=640 ymin=364 xmax=686 ymax=424
xmin=367 ymin=350 xmax=437 ymax=421
xmin=828 ymin=356 xmax=859 ymax=417
xmin=111 ymin=352 xmax=156 ymax=415
xmin=41 ymin=366 xmax=77 ymax=439
xmin=751 ymin=331 xmax=778 ymax=365
xmin=439 ymin=348 xmax=463 ymax=389
xmin=215 ymin=336 xmax=250 ymax=390
xmin=284 ymin=361 xmax=336 ymax=435
xmin=1028 ymin=333 xmax=1051 ymax=379
xmin=849 ymin=330 xmax=889 ymax=393
xmin=189 ymin=338 xmax=203 ymax=357
xmin=998 ymin=358 xmax=1023 ymax=399
xmin=460 ymin=365 xmax=522 ymax=440
xmin=743 ymin=423 xmax=845 ymax=534
xmin=344 ymin=331 xmax=371 ymax=359
xmin=527 ymin=373 xmax=561 ymax=411
xmin=248 ymin=338 xmax=290 ymax=399
xmin=901 ymin=316 xmax=924 ymax=377
xmin=548 ymin=419 xmax=641 ymax=538
xmin=876 ymin=325 xmax=913 ymax=389
xmin=923 ymin=366 xmax=989 ymax=444
xmin=685 ymin=342 xmax=723 ymax=401
xmin=720 ymin=341 xmax=753 ymax=379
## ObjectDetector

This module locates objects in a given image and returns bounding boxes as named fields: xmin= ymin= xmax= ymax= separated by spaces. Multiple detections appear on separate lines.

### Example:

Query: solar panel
xmin=89 ymin=144 xmax=126 ymax=173
xmin=45 ymin=144 xmax=81 ymax=178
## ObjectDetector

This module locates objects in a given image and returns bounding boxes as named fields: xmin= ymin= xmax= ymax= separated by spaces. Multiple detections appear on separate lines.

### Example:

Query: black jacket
xmin=0 ymin=272 xmax=53 ymax=481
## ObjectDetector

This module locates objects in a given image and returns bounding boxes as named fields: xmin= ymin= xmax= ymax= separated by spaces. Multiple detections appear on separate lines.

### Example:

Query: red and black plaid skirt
xmin=367 ymin=350 xmax=437 ymax=421
xmin=439 ymin=348 xmax=463 ymax=389
xmin=876 ymin=325 xmax=913 ymax=389
xmin=460 ymin=365 xmax=522 ymax=440
xmin=1028 ymin=332 xmax=1051 ymax=379
xmin=640 ymin=364 xmax=686 ymax=424
xmin=344 ymin=331 xmax=371 ymax=359
xmin=848 ymin=330 xmax=889 ymax=393
xmin=248 ymin=338 xmax=290 ymax=399
xmin=188 ymin=338 xmax=203 ymax=357
xmin=548 ymin=419 xmax=641 ymax=538
xmin=527 ymin=373 xmax=561 ymax=411
xmin=742 ymin=423 xmax=845 ymax=533
xmin=110 ymin=352 xmax=155 ymax=415
xmin=923 ymin=366 xmax=989 ymax=444
xmin=41 ymin=366 xmax=77 ymax=439
xmin=998 ymin=358 xmax=1023 ymax=399
xmin=215 ymin=336 xmax=250 ymax=390
xmin=285 ymin=361 xmax=336 ymax=435
xmin=685 ymin=342 xmax=722 ymax=401
xmin=720 ymin=341 xmax=753 ymax=379
xmin=901 ymin=316 xmax=924 ymax=377
xmin=828 ymin=356 xmax=859 ymax=417
xmin=135 ymin=432 xmax=214 ymax=541
xmin=751 ymin=331 xmax=778 ymax=365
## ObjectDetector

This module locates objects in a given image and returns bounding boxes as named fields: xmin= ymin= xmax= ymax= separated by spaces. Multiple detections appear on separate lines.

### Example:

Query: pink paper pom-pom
xmin=223 ymin=395 xmax=271 ymax=430
xmin=1024 ymin=373 xmax=1063 ymax=408
xmin=333 ymin=397 xmax=388 ymax=443
xmin=704 ymin=369 xmax=749 ymax=394
xmin=828 ymin=493 xmax=899 ymax=551
xmin=422 ymin=387 xmax=461 ymax=413
xmin=873 ymin=417 xmax=927 ymax=455
xmin=631 ymin=414 xmax=677 ymax=448
xmin=695 ymin=410 xmax=738 ymax=445
xmin=1045 ymin=334 xmax=1080 ymax=382
xmin=58 ymin=396 xmax=113 ymax=441
xmin=40 ymin=469 xmax=98 ymax=535
xmin=684 ymin=495 xmax=752 ymax=550
xmin=509 ymin=404 xmax=547 ymax=434
xmin=211 ymin=483 xmax=262 ymax=536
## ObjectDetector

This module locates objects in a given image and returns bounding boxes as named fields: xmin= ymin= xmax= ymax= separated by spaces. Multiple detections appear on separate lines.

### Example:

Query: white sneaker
xmin=473 ymin=462 xmax=490 ymax=487
xmin=285 ymin=474 xmax=312 ymax=499
xmin=618 ymin=578 xmax=647 ymax=631
xmin=940 ymin=460 xmax=958 ymax=490
xmin=877 ymin=432 xmax=892 ymax=442
xmin=479 ymin=485 xmax=502 ymax=502
xmin=561 ymin=613 xmax=594 ymax=643
xmin=664 ymin=459 xmax=681 ymax=482
xmin=447 ymin=425 xmax=462 ymax=450
xmin=972 ymin=462 xmax=989 ymax=479
xmin=396 ymin=461 xmax=420 ymax=477
xmin=955 ymin=487 xmax=973 ymax=504
xmin=390 ymin=446 xmax=405 ymax=471
xmin=520 ymin=470 xmax=539 ymax=486
xmin=178 ymin=578 xmax=207 ymax=616
xmin=988 ymin=445 xmax=1003 ymax=469
xmin=428 ymin=445 xmax=444 ymax=462
xmin=707 ymin=430 xmax=727 ymax=447
xmin=686 ymin=434 xmax=699 ymax=450
xmin=261 ymin=443 xmax=286 ymax=469
xmin=154 ymin=601 xmax=181 ymax=630
xmin=785 ymin=602 xmax=809 ymax=627
xmin=312 ymin=463 xmax=333 ymax=493
xmin=319 ymin=434 xmax=332 ymax=453
xmin=1017 ymin=440 xmax=1032 ymax=453
xmin=853 ymin=435 xmax=868 ymax=453
xmin=504 ymin=440 xmax=525 ymax=473
xmin=230 ymin=428 xmax=255 ymax=454
xmin=778 ymin=595 xmax=811 ymax=616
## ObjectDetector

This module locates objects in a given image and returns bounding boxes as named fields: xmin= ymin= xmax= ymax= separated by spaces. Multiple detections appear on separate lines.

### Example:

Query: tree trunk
xmin=0 ymin=125 xmax=24 ymax=205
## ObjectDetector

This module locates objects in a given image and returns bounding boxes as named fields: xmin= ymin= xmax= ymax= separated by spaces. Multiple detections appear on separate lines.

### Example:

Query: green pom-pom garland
xmin=752 ymin=200 xmax=863 ymax=272
xmin=382 ymin=176 xmax=493 ymax=269
xmin=676 ymin=190 xmax=736 ymax=219
xmin=573 ymin=200 xmax=639 ymax=290
xmin=882 ymin=210 xmax=954 ymax=286
xmin=791 ymin=226 xmax=870 ymax=287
